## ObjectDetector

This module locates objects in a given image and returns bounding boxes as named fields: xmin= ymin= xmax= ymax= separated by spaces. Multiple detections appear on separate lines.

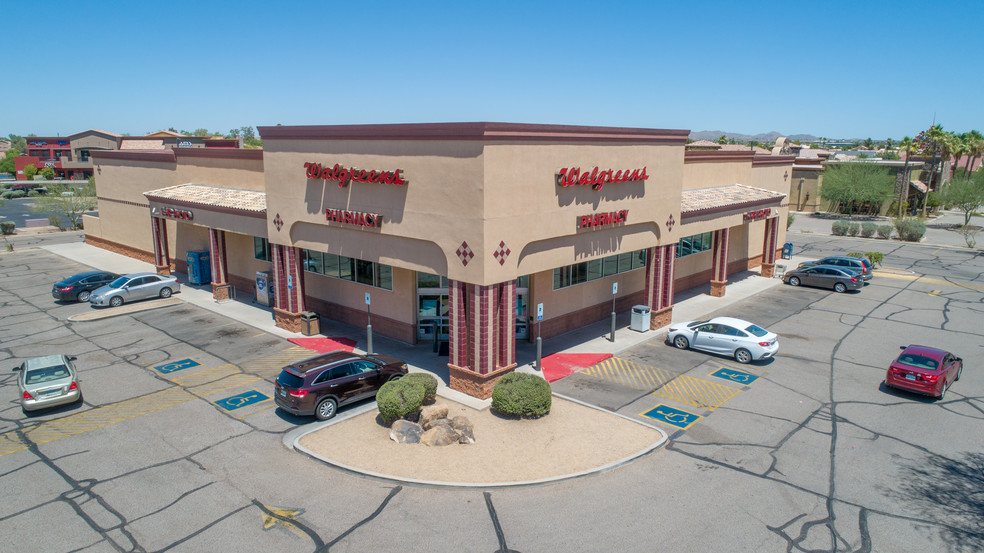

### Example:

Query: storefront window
xmin=617 ymin=253 xmax=633 ymax=272
xmin=587 ymin=259 xmax=603 ymax=281
xmin=417 ymin=272 xmax=447 ymax=288
xmin=603 ymin=256 xmax=618 ymax=277
xmin=303 ymin=251 xmax=392 ymax=290
xmin=553 ymin=250 xmax=646 ymax=290
xmin=324 ymin=253 xmax=340 ymax=278
xmin=253 ymin=237 xmax=271 ymax=261
xmin=376 ymin=264 xmax=392 ymax=290
xmin=676 ymin=232 xmax=712 ymax=258
xmin=355 ymin=259 xmax=374 ymax=286
xmin=303 ymin=250 xmax=324 ymax=274
xmin=516 ymin=275 xmax=529 ymax=288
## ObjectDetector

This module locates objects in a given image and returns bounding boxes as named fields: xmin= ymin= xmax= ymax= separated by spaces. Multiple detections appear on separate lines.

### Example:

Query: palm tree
xmin=898 ymin=136 xmax=917 ymax=217
xmin=964 ymin=130 xmax=984 ymax=175
xmin=920 ymin=125 xmax=949 ymax=217
xmin=950 ymin=133 xmax=969 ymax=179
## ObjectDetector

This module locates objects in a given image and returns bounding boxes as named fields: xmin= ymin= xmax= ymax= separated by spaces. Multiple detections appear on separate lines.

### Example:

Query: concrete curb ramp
xmin=68 ymin=297 xmax=184 ymax=321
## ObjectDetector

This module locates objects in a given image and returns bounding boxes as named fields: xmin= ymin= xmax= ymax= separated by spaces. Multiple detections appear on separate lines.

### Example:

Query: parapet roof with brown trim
xmin=257 ymin=122 xmax=690 ymax=144
xmin=91 ymin=148 xmax=262 ymax=163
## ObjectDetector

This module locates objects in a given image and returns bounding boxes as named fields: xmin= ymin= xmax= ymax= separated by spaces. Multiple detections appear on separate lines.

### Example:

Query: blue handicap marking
xmin=154 ymin=358 xmax=200 ymax=374
xmin=215 ymin=390 xmax=269 ymax=411
xmin=641 ymin=404 xmax=701 ymax=429
xmin=711 ymin=368 xmax=759 ymax=385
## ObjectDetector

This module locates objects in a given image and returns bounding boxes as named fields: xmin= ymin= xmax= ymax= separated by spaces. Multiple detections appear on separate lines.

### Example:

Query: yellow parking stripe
xmin=876 ymin=272 xmax=984 ymax=292
xmin=651 ymin=375 xmax=740 ymax=410
xmin=237 ymin=346 xmax=314 ymax=378
xmin=169 ymin=364 xmax=240 ymax=386
xmin=581 ymin=357 xmax=676 ymax=391
xmin=190 ymin=374 xmax=261 ymax=397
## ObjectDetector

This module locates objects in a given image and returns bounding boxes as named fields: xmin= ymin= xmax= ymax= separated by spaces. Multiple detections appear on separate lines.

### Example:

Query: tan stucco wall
xmin=303 ymin=266 xmax=415 ymax=322
xmin=683 ymin=159 xmax=752 ymax=191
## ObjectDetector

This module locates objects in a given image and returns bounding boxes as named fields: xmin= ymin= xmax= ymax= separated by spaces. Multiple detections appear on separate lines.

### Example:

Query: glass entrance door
xmin=515 ymin=276 xmax=529 ymax=340
xmin=417 ymin=272 xmax=449 ymax=343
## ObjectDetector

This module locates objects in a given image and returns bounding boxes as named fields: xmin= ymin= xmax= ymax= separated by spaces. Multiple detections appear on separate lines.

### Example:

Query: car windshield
xmin=687 ymin=320 xmax=709 ymax=328
xmin=277 ymin=370 xmax=305 ymax=388
xmin=744 ymin=324 xmax=769 ymax=337
xmin=26 ymin=365 xmax=71 ymax=384
xmin=109 ymin=276 xmax=129 ymax=288
xmin=897 ymin=354 xmax=939 ymax=371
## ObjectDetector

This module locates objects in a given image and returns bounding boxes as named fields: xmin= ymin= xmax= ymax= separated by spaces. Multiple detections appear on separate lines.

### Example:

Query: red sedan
xmin=885 ymin=345 xmax=963 ymax=400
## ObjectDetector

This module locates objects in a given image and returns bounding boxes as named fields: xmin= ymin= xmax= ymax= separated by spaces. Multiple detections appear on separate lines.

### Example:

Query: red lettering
xmin=614 ymin=170 xmax=623 ymax=182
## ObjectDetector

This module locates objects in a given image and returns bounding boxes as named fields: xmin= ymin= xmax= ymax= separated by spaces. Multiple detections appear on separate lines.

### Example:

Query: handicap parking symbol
xmin=711 ymin=368 xmax=759 ymax=385
xmin=215 ymin=390 xmax=269 ymax=411
xmin=641 ymin=404 xmax=701 ymax=429
xmin=154 ymin=358 xmax=200 ymax=374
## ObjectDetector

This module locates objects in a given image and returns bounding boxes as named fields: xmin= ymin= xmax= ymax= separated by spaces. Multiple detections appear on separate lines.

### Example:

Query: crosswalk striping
xmin=237 ymin=346 xmax=314 ymax=378
xmin=651 ymin=374 xmax=740 ymax=410
xmin=581 ymin=357 xmax=676 ymax=391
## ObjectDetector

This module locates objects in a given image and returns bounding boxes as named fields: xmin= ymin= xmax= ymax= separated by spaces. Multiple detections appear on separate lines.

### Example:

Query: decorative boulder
xmin=419 ymin=404 xmax=449 ymax=429
xmin=389 ymin=420 xmax=423 ymax=444
xmin=450 ymin=416 xmax=475 ymax=444
xmin=420 ymin=425 xmax=458 ymax=447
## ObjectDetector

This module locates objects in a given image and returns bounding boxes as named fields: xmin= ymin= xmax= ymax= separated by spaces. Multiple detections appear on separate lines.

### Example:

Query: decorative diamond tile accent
xmin=666 ymin=214 xmax=675 ymax=232
xmin=493 ymin=241 xmax=511 ymax=266
xmin=455 ymin=241 xmax=474 ymax=266
xmin=273 ymin=213 xmax=284 ymax=232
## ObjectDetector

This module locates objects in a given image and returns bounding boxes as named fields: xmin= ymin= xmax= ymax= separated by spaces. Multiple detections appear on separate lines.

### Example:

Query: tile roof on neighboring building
xmin=144 ymin=184 xmax=266 ymax=213
xmin=681 ymin=184 xmax=787 ymax=219
xmin=120 ymin=139 xmax=165 ymax=150
xmin=687 ymin=140 xmax=721 ymax=149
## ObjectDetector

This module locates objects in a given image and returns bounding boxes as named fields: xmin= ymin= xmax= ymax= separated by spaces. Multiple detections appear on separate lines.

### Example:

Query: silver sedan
xmin=89 ymin=272 xmax=180 ymax=307
xmin=667 ymin=316 xmax=779 ymax=364
xmin=15 ymin=354 xmax=82 ymax=414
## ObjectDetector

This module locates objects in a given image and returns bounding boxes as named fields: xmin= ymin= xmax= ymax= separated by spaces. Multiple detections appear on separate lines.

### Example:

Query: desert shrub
xmin=1 ymin=221 xmax=15 ymax=235
xmin=491 ymin=373 xmax=551 ymax=418
xmin=831 ymin=220 xmax=849 ymax=236
xmin=847 ymin=222 xmax=861 ymax=236
xmin=6 ymin=190 xmax=25 ymax=199
xmin=894 ymin=218 xmax=926 ymax=242
xmin=376 ymin=378 xmax=425 ymax=425
xmin=786 ymin=213 xmax=795 ymax=229
xmin=0 ymin=191 xmax=12 ymax=199
xmin=876 ymin=225 xmax=893 ymax=239
xmin=865 ymin=252 xmax=884 ymax=266
xmin=27 ymin=190 xmax=40 ymax=197
xmin=402 ymin=372 xmax=438 ymax=404
xmin=860 ymin=222 xmax=877 ymax=238
xmin=48 ymin=214 xmax=63 ymax=229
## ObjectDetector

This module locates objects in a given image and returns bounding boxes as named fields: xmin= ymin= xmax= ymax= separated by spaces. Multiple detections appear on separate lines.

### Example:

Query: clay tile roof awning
xmin=681 ymin=184 xmax=787 ymax=222
xmin=144 ymin=184 xmax=267 ymax=215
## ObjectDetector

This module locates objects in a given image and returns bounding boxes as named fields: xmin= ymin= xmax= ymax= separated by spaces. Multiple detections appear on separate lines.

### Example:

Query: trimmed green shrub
xmin=0 ymin=191 xmax=12 ymax=200
xmin=865 ymin=252 xmax=884 ymax=267
xmin=376 ymin=378 xmax=425 ymax=425
xmin=1 ymin=221 xmax=15 ymax=235
xmin=402 ymin=372 xmax=438 ymax=404
xmin=8 ymin=190 xmax=25 ymax=199
xmin=491 ymin=372 xmax=551 ymax=418
xmin=831 ymin=220 xmax=849 ymax=236
xmin=847 ymin=222 xmax=861 ymax=236
xmin=898 ymin=220 xmax=926 ymax=242
xmin=860 ymin=222 xmax=877 ymax=238
xmin=876 ymin=225 xmax=893 ymax=239
xmin=26 ymin=190 xmax=40 ymax=197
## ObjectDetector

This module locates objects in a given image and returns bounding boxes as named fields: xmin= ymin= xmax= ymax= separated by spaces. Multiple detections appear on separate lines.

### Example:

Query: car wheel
xmin=109 ymin=296 xmax=124 ymax=307
xmin=789 ymin=276 xmax=800 ymax=286
xmin=834 ymin=282 xmax=847 ymax=293
xmin=673 ymin=335 xmax=690 ymax=349
xmin=315 ymin=397 xmax=337 ymax=421
xmin=77 ymin=290 xmax=91 ymax=302
xmin=388 ymin=374 xmax=403 ymax=383
xmin=956 ymin=365 xmax=962 ymax=381
xmin=159 ymin=287 xmax=172 ymax=299
xmin=937 ymin=380 xmax=947 ymax=401
xmin=735 ymin=348 xmax=753 ymax=364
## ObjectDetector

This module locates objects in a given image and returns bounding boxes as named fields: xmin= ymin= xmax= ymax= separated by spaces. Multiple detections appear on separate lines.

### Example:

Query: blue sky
xmin=5 ymin=1 xmax=981 ymax=140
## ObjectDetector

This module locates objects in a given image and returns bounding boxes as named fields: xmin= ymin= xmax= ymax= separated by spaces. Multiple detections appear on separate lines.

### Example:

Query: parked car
xmin=667 ymin=316 xmax=779 ymax=364
xmin=885 ymin=345 xmax=962 ymax=400
xmin=274 ymin=351 xmax=409 ymax=420
xmin=783 ymin=265 xmax=863 ymax=293
xmin=798 ymin=255 xmax=872 ymax=281
xmin=52 ymin=271 xmax=120 ymax=302
xmin=89 ymin=272 xmax=180 ymax=307
xmin=14 ymin=354 xmax=82 ymax=414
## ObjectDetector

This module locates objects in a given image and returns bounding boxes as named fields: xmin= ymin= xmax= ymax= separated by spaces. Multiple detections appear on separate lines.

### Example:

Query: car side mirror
xmin=956 ymin=357 xmax=962 ymax=363
xmin=899 ymin=346 xmax=907 ymax=350
xmin=69 ymin=356 xmax=77 ymax=361
xmin=13 ymin=366 xmax=22 ymax=371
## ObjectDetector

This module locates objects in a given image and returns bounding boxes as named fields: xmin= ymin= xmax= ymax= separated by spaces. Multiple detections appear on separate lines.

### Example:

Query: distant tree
xmin=964 ymin=130 xmax=984 ymax=176
xmin=863 ymin=137 xmax=874 ymax=149
xmin=793 ymin=139 xmax=801 ymax=145
xmin=31 ymin=179 xmax=97 ymax=229
xmin=240 ymin=126 xmax=256 ymax=140
xmin=717 ymin=135 xmax=728 ymax=144
xmin=40 ymin=166 xmax=55 ymax=179
xmin=898 ymin=136 xmax=918 ymax=217
xmin=820 ymin=162 xmax=895 ymax=214
xmin=167 ymin=127 xmax=178 ymax=133
xmin=0 ymin=149 xmax=19 ymax=173
xmin=192 ymin=128 xmax=211 ymax=137
xmin=941 ymin=172 xmax=984 ymax=226
xmin=8 ymin=134 xmax=26 ymax=152
xmin=885 ymin=138 xmax=894 ymax=150
xmin=228 ymin=128 xmax=241 ymax=138
xmin=23 ymin=164 xmax=38 ymax=179
xmin=880 ymin=150 xmax=900 ymax=161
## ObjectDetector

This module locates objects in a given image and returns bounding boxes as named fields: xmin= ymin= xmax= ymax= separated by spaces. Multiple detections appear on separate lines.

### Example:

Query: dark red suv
xmin=274 ymin=351 xmax=408 ymax=420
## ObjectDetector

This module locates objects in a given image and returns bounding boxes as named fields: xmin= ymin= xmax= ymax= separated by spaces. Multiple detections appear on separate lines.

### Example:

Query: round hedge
xmin=402 ymin=372 xmax=438 ymax=404
xmin=491 ymin=372 xmax=551 ymax=418
xmin=376 ymin=378 xmax=425 ymax=425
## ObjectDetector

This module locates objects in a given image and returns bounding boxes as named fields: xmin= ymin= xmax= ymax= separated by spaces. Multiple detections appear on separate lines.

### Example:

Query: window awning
xmin=681 ymin=184 xmax=787 ymax=222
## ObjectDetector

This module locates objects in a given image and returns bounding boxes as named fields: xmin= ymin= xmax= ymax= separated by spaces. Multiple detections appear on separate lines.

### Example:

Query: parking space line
xmin=651 ymin=375 xmax=741 ymax=410
xmin=237 ymin=346 xmax=313 ymax=378
xmin=581 ymin=357 xmax=675 ymax=391
xmin=235 ymin=404 xmax=277 ymax=419
xmin=169 ymin=364 xmax=240 ymax=386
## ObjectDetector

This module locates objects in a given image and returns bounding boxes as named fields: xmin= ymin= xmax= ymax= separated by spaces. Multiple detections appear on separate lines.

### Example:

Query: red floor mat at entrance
xmin=288 ymin=337 xmax=357 ymax=354
xmin=540 ymin=353 xmax=612 ymax=383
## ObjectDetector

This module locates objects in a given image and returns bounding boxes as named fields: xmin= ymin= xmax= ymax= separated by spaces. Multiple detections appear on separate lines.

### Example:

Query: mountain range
xmin=689 ymin=130 xmax=823 ymax=143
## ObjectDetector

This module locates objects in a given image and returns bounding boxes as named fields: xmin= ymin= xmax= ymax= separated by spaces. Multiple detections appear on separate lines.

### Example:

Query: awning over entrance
xmin=144 ymin=183 xmax=267 ymax=236
xmin=680 ymin=184 xmax=786 ymax=223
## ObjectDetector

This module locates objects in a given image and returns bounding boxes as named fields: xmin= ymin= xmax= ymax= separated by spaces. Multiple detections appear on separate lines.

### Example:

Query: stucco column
xmin=710 ymin=227 xmax=730 ymax=297
xmin=271 ymin=244 xmax=306 ymax=333
xmin=151 ymin=217 xmax=170 ymax=275
xmin=208 ymin=228 xmax=231 ymax=300
xmin=448 ymin=280 xmax=518 ymax=399
xmin=644 ymin=244 xmax=676 ymax=329
xmin=760 ymin=218 xmax=779 ymax=278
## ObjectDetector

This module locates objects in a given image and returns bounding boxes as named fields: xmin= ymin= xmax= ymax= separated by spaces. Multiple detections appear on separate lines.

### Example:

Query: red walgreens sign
xmin=326 ymin=208 xmax=382 ymax=228
xmin=578 ymin=210 xmax=628 ymax=229
xmin=304 ymin=162 xmax=407 ymax=187
xmin=743 ymin=208 xmax=771 ymax=222
xmin=557 ymin=166 xmax=649 ymax=190
xmin=159 ymin=207 xmax=193 ymax=220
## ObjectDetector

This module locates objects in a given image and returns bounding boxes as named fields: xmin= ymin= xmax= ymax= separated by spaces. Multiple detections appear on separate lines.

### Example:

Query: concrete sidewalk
xmin=42 ymin=240 xmax=807 ymax=409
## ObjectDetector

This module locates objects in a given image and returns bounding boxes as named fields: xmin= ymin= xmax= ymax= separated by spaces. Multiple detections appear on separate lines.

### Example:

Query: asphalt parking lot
xmin=1 ymin=236 xmax=982 ymax=552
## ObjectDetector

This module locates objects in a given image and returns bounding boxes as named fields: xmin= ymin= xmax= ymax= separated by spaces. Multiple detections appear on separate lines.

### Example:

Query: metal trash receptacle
xmin=781 ymin=242 xmax=793 ymax=260
xmin=630 ymin=305 xmax=651 ymax=332
xmin=300 ymin=311 xmax=320 ymax=336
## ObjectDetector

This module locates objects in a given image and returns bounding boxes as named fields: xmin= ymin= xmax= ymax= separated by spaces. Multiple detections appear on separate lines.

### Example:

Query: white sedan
xmin=667 ymin=316 xmax=779 ymax=364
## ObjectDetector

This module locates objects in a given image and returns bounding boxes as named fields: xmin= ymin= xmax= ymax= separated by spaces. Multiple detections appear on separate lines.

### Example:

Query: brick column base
xmin=273 ymin=308 xmax=303 ymax=333
xmin=710 ymin=280 xmax=727 ymax=297
xmin=650 ymin=306 xmax=673 ymax=330
xmin=212 ymin=283 xmax=232 ymax=301
xmin=156 ymin=265 xmax=171 ymax=276
xmin=448 ymin=363 xmax=517 ymax=399
xmin=761 ymin=262 xmax=775 ymax=278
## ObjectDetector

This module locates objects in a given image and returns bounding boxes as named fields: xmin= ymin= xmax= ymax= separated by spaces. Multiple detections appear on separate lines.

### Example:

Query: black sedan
xmin=783 ymin=264 xmax=862 ymax=293
xmin=52 ymin=271 xmax=120 ymax=302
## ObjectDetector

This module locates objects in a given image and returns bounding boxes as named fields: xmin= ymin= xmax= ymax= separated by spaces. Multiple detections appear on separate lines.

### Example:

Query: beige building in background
xmin=86 ymin=122 xmax=792 ymax=398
